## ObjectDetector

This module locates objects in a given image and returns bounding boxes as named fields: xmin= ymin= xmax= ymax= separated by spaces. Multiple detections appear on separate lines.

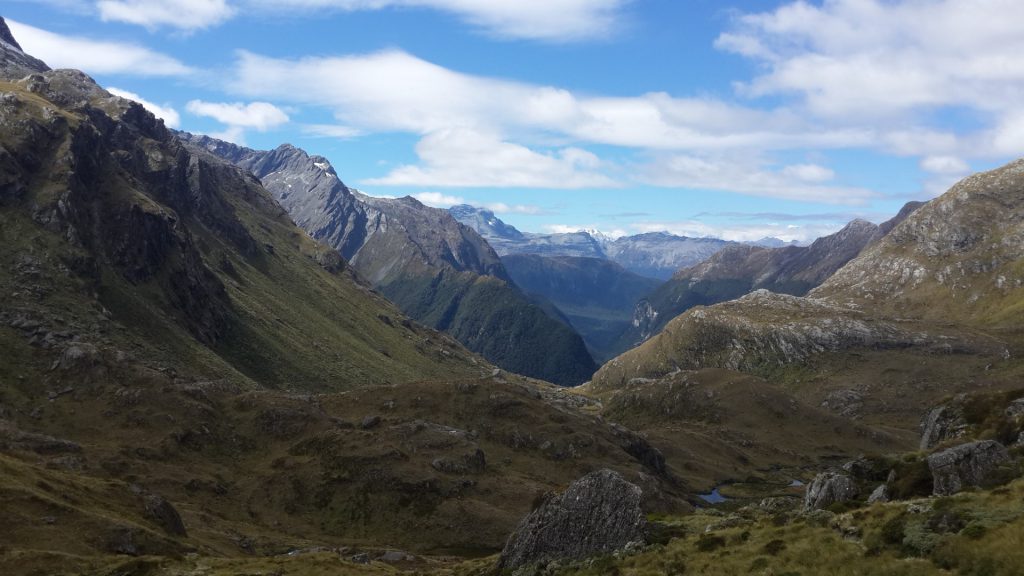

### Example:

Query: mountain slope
xmin=593 ymin=165 xmax=1024 ymax=431
xmin=501 ymin=254 xmax=661 ymax=362
xmin=620 ymin=217 xmax=893 ymax=347
xmin=812 ymin=164 xmax=1024 ymax=331
xmin=179 ymin=136 xmax=597 ymax=385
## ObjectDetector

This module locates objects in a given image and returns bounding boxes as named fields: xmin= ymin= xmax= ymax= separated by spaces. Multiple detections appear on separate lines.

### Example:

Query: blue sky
xmin=6 ymin=0 xmax=1024 ymax=242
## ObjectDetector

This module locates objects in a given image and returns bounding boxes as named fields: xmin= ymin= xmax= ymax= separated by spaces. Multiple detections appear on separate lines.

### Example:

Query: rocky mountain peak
xmin=0 ymin=16 xmax=50 ymax=79
xmin=0 ymin=17 xmax=23 ymax=50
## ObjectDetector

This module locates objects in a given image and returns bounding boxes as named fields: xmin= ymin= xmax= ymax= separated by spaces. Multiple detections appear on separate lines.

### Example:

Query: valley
xmin=2 ymin=11 xmax=1024 ymax=576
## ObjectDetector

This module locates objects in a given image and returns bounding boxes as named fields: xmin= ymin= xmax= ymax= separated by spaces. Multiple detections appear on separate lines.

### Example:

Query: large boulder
xmin=927 ymin=440 xmax=1011 ymax=496
xmin=804 ymin=472 xmax=858 ymax=510
xmin=497 ymin=469 xmax=646 ymax=570
xmin=919 ymin=398 xmax=968 ymax=450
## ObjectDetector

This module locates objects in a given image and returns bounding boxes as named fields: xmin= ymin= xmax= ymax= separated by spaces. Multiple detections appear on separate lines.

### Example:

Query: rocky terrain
xmin=594 ymin=162 xmax=1024 ymax=435
xmin=501 ymin=254 xmax=661 ymax=361
xmin=0 ymin=27 xmax=672 ymax=574
xmin=179 ymin=136 xmax=597 ymax=386
xmin=450 ymin=204 xmax=737 ymax=279
xmin=621 ymin=208 xmax=921 ymax=348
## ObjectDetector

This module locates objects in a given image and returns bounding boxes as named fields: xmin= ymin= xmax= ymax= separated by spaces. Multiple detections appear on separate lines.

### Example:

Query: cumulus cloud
xmin=186 ymin=100 xmax=289 ymax=144
xmin=6 ymin=19 xmax=192 ymax=76
xmin=230 ymin=49 xmax=873 ymax=152
xmin=920 ymin=155 xmax=969 ymax=175
xmin=186 ymin=100 xmax=289 ymax=128
xmin=97 ymin=0 xmax=235 ymax=30
xmin=412 ymin=191 xmax=466 ymax=207
xmin=364 ymin=128 xmax=617 ymax=189
xmin=247 ymin=0 xmax=630 ymax=41
xmin=716 ymin=0 xmax=1024 ymax=121
xmin=107 ymin=87 xmax=180 ymax=127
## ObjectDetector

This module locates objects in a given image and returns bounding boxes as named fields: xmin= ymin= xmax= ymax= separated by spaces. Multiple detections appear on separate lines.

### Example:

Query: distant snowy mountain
xmin=450 ymin=205 xmax=737 ymax=279
xmin=745 ymin=237 xmax=802 ymax=248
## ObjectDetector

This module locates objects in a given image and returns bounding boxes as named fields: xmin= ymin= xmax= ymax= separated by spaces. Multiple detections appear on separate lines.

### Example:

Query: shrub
xmin=762 ymin=539 xmax=787 ymax=556
xmin=889 ymin=459 xmax=933 ymax=499
xmin=961 ymin=522 xmax=988 ymax=539
xmin=880 ymin=514 xmax=907 ymax=546
xmin=695 ymin=534 xmax=726 ymax=552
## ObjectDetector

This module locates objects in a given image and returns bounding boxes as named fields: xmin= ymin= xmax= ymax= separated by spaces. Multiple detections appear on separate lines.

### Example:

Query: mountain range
xmin=177 ymin=135 xmax=597 ymax=386
xmin=450 ymin=204 xmax=737 ymax=279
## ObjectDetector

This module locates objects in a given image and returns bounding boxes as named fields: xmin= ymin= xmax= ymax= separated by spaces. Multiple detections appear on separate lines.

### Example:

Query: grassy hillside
xmin=380 ymin=269 xmax=598 ymax=386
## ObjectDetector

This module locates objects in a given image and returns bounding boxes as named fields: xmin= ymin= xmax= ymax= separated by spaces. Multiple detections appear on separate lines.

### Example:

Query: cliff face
xmin=180 ymin=135 xmax=597 ymax=385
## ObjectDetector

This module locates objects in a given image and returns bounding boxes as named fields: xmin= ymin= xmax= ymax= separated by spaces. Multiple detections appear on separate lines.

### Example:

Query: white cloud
xmin=990 ymin=112 xmax=1024 ymax=157
xmin=364 ymin=128 xmax=617 ymax=189
xmin=186 ymin=100 xmax=289 ymax=129
xmin=717 ymin=0 xmax=1024 ymax=121
xmin=97 ymin=0 xmax=235 ymax=30
xmin=6 ymin=19 xmax=192 ymax=76
xmin=640 ymin=155 xmax=874 ymax=205
xmin=107 ymin=87 xmax=180 ymax=128
xmin=186 ymin=100 xmax=289 ymax=145
xmin=920 ymin=155 xmax=969 ymax=175
xmin=781 ymin=163 xmax=834 ymax=183
xmin=413 ymin=191 xmax=466 ymax=207
xmin=246 ymin=0 xmax=630 ymax=41
xmin=484 ymin=202 xmax=545 ymax=215
xmin=301 ymin=124 xmax=363 ymax=138
xmin=628 ymin=220 xmax=843 ymax=244
xmin=230 ymin=49 xmax=873 ymax=153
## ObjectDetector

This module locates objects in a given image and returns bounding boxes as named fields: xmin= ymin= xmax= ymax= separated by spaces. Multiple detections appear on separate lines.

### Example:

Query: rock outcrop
xmin=498 ymin=469 xmax=647 ymax=570
xmin=927 ymin=440 xmax=1011 ymax=496
xmin=804 ymin=472 xmax=858 ymax=510
xmin=0 ymin=17 xmax=49 ymax=79
xmin=920 ymin=398 xmax=969 ymax=450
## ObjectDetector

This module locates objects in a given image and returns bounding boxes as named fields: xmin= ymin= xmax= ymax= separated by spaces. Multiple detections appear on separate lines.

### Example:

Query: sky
xmin=5 ymin=0 xmax=1024 ymax=242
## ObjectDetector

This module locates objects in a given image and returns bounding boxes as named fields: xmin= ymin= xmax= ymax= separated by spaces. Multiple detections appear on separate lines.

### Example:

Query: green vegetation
xmin=381 ymin=269 xmax=597 ymax=386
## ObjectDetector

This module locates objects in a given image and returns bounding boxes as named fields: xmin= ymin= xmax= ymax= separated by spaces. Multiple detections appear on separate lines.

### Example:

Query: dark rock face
xmin=927 ymin=440 xmax=1011 ymax=496
xmin=804 ymin=472 xmax=858 ymax=510
xmin=498 ymin=469 xmax=646 ymax=570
